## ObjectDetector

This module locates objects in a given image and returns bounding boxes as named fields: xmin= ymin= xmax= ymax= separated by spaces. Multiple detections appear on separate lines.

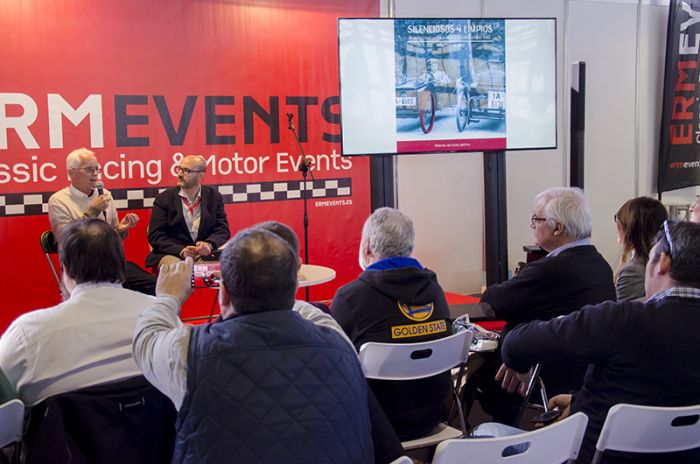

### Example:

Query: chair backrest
xmin=432 ymin=412 xmax=589 ymax=464
xmin=0 ymin=400 xmax=25 ymax=449
xmin=358 ymin=331 xmax=472 ymax=381
xmin=39 ymin=230 xmax=66 ymax=296
xmin=592 ymin=403 xmax=700 ymax=462
xmin=39 ymin=230 xmax=58 ymax=254
xmin=24 ymin=375 xmax=177 ymax=464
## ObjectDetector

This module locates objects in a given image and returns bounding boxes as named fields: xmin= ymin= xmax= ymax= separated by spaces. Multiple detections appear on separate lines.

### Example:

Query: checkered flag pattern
xmin=0 ymin=178 xmax=352 ymax=217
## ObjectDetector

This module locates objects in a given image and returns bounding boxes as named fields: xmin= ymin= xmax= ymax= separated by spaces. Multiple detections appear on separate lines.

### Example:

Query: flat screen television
xmin=338 ymin=18 xmax=557 ymax=155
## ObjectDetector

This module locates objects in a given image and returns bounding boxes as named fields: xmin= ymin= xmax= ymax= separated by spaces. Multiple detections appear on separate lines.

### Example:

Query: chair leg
xmin=207 ymin=289 xmax=220 ymax=322
xmin=515 ymin=363 xmax=543 ymax=425
xmin=44 ymin=252 xmax=66 ymax=296
xmin=450 ymin=361 xmax=470 ymax=436
xmin=11 ymin=442 xmax=20 ymax=464
xmin=452 ymin=387 xmax=468 ymax=436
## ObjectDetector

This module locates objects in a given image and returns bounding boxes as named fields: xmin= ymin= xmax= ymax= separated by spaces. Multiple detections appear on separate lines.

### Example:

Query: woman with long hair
xmin=614 ymin=197 xmax=668 ymax=301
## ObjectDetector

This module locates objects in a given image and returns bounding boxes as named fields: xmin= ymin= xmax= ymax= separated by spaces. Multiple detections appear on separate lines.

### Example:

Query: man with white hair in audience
xmin=690 ymin=195 xmax=699 ymax=223
xmin=332 ymin=207 xmax=452 ymax=440
xmin=499 ymin=220 xmax=700 ymax=463
xmin=474 ymin=187 xmax=615 ymax=424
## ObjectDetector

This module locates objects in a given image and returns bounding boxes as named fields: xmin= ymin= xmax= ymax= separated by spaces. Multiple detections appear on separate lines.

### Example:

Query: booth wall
xmin=390 ymin=0 xmax=696 ymax=295
xmin=0 ymin=0 xmax=377 ymax=330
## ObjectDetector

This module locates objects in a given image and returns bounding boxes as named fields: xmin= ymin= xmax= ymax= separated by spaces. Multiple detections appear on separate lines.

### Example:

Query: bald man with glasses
xmin=146 ymin=155 xmax=230 ymax=269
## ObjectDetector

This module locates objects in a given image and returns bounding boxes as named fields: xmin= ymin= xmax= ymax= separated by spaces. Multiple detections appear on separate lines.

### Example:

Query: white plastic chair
xmin=432 ymin=412 xmax=588 ymax=464
xmin=0 ymin=399 xmax=24 ymax=451
xmin=389 ymin=456 xmax=413 ymax=464
xmin=592 ymin=403 xmax=700 ymax=464
xmin=358 ymin=331 xmax=472 ymax=450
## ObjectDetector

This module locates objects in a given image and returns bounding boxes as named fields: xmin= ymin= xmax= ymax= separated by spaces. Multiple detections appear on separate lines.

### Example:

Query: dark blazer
xmin=481 ymin=245 xmax=615 ymax=395
xmin=146 ymin=186 xmax=230 ymax=268
xmin=503 ymin=297 xmax=700 ymax=464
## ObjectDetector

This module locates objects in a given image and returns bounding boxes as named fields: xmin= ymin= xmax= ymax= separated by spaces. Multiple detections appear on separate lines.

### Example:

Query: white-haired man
xmin=475 ymin=187 xmax=615 ymax=424
xmin=49 ymin=148 xmax=138 ymax=238
xmin=48 ymin=148 xmax=156 ymax=295
xmin=332 ymin=207 xmax=452 ymax=440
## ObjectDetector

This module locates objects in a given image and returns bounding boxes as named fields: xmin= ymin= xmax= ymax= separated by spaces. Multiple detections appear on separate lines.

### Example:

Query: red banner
xmin=659 ymin=0 xmax=700 ymax=192
xmin=0 ymin=0 xmax=377 ymax=329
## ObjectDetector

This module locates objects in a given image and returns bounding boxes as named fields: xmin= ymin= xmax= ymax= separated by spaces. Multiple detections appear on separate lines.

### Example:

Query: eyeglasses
xmin=72 ymin=166 xmax=101 ymax=175
xmin=613 ymin=213 xmax=618 ymax=223
xmin=174 ymin=166 xmax=205 ymax=175
xmin=663 ymin=219 xmax=675 ymax=259
xmin=530 ymin=215 xmax=548 ymax=227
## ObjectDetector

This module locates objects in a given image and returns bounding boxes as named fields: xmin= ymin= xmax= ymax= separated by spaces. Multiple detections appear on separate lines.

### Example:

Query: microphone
xmin=286 ymin=112 xmax=295 ymax=130
xmin=299 ymin=156 xmax=314 ymax=173
xmin=95 ymin=181 xmax=107 ymax=219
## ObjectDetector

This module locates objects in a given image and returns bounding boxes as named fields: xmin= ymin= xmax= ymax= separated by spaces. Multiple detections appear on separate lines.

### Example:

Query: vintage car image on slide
xmin=395 ymin=34 xmax=506 ymax=135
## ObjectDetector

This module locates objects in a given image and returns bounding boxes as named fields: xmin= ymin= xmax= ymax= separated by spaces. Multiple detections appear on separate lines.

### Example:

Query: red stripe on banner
xmin=397 ymin=138 xmax=507 ymax=153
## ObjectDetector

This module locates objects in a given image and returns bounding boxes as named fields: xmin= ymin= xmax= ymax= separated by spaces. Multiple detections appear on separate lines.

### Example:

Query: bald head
xmin=220 ymin=228 xmax=298 ymax=314
xmin=182 ymin=155 xmax=206 ymax=171
xmin=177 ymin=155 xmax=207 ymax=190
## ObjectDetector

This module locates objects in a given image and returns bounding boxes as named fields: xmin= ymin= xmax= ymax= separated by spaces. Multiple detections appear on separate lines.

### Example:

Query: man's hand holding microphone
xmin=89 ymin=181 xmax=140 ymax=233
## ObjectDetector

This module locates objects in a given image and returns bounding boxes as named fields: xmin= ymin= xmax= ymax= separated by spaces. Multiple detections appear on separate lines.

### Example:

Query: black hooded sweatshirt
xmin=332 ymin=263 xmax=452 ymax=440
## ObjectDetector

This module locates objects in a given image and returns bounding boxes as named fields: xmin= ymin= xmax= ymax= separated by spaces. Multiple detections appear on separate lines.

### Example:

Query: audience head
xmin=691 ymin=196 xmax=700 ymax=223
xmin=66 ymin=148 xmax=100 ymax=194
xmin=176 ymin=155 xmax=207 ymax=190
xmin=615 ymin=197 xmax=668 ymax=263
xmin=359 ymin=207 xmax=415 ymax=269
xmin=645 ymin=221 xmax=700 ymax=296
xmin=219 ymin=228 xmax=297 ymax=316
xmin=58 ymin=218 xmax=126 ymax=289
xmin=531 ymin=187 xmax=591 ymax=251
xmin=254 ymin=221 xmax=300 ymax=257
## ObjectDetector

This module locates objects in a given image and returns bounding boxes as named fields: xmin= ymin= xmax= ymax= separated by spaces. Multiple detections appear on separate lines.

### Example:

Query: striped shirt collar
xmin=647 ymin=287 xmax=700 ymax=304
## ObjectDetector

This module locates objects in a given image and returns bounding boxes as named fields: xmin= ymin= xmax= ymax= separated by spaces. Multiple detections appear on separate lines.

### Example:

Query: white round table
xmin=298 ymin=264 xmax=336 ymax=287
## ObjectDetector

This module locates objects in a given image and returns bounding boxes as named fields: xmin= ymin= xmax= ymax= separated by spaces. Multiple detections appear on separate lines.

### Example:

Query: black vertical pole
xmin=484 ymin=150 xmax=508 ymax=285
xmin=301 ymin=168 xmax=310 ymax=301
xmin=370 ymin=155 xmax=395 ymax=210
xmin=570 ymin=62 xmax=586 ymax=190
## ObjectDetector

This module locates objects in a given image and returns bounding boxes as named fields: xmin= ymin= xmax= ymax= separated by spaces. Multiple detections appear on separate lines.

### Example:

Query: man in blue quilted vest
xmin=132 ymin=228 xmax=377 ymax=463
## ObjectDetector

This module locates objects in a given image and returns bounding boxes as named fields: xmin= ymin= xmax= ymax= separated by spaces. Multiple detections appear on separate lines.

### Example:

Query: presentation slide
xmin=339 ymin=18 xmax=557 ymax=155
